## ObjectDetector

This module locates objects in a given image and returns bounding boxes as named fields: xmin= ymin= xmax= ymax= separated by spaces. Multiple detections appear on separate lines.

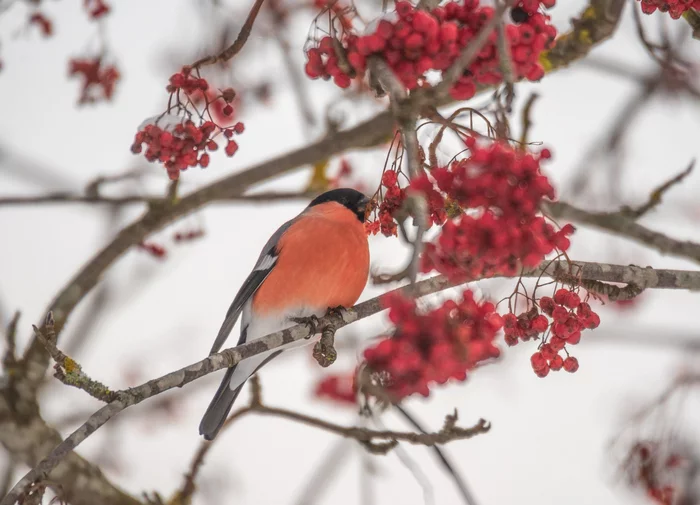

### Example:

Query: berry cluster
xmin=504 ymin=288 xmax=600 ymax=377
xmin=191 ymin=87 xmax=238 ymax=126
xmin=363 ymin=290 xmax=502 ymax=399
xmin=413 ymin=139 xmax=572 ymax=280
xmin=131 ymin=119 xmax=243 ymax=180
xmin=636 ymin=0 xmax=700 ymax=19
xmin=422 ymin=213 xmax=573 ymax=279
xmin=624 ymin=441 xmax=687 ymax=505
xmin=314 ymin=372 xmax=358 ymax=406
xmin=304 ymin=1 xmax=556 ymax=99
xmin=131 ymin=70 xmax=244 ymax=179
xmin=365 ymin=170 xmax=407 ymax=237
xmin=429 ymin=138 xmax=554 ymax=217
xmin=68 ymin=57 xmax=120 ymax=104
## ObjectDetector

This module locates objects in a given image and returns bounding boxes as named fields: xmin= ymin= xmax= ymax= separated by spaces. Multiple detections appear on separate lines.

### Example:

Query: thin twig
xmin=32 ymin=313 xmax=117 ymax=403
xmin=519 ymin=93 xmax=539 ymax=146
xmin=620 ymin=160 xmax=695 ymax=219
xmin=396 ymin=405 xmax=479 ymax=505
xmin=3 ymin=311 xmax=20 ymax=368
xmin=190 ymin=0 xmax=267 ymax=68
xmin=0 ymin=190 xmax=318 ymax=207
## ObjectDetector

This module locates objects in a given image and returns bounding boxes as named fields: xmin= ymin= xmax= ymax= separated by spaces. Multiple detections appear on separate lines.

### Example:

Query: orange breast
xmin=252 ymin=202 xmax=370 ymax=314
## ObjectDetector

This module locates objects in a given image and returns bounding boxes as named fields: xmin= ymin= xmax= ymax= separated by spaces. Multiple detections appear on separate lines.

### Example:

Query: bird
xmin=199 ymin=188 xmax=371 ymax=440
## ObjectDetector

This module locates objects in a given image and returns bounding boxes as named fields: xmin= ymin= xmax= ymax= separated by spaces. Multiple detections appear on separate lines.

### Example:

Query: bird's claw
xmin=326 ymin=305 xmax=348 ymax=320
xmin=290 ymin=315 xmax=320 ymax=338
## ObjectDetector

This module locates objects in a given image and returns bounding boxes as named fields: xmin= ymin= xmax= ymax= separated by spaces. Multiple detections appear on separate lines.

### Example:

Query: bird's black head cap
xmin=307 ymin=188 xmax=370 ymax=222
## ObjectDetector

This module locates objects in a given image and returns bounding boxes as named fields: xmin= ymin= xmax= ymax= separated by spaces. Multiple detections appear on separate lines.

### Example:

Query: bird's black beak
xmin=358 ymin=195 xmax=371 ymax=221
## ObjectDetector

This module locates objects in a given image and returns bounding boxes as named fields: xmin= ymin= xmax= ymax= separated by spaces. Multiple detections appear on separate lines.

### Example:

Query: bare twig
xmin=3 ymin=311 xmax=20 ymax=368
xmin=396 ymin=405 xmax=479 ymax=505
xmin=190 ymin=0 xmax=266 ymax=68
xmin=32 ymin=313 xmax=117 ymax=403
xmin=543 ymin=201 xmax=700 ymax=265
xmin=519 ymin=93 xmax=539 ymax=146
xmin=0 ymin=190 xmax=317 ymax=207
xmin=495 ymin=5 xmax=515 ymax=111
xmin=620 ymin=161 xmax=695 ymax=219
xmin=292 ymin=439 xmax=352 ymax=505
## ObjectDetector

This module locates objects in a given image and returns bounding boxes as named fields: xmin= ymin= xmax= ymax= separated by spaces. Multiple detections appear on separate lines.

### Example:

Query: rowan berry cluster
xmin=413 ymin=139 xmax=572 ymax=280
xmin=505 ymin=288 xmax=600 ymax=377
xmin=363 ymin=290 xmax=502 ymax=399
xmin=130 ymin=70 xmax=244 ymax=179
xmin=365 ymin=170 xmax=407 ymax=237
xmin=637 ymin=0 xmax=700 ymax=19
xmin=624 ymin=441 xmax=686 ymax=505
xmin=68 ymin=58 xmax=120 ymax=104
xmin=314 ymin=372 xmax=358 ymax=406
xmin=304 ymin=0 xmax=556 ymax=99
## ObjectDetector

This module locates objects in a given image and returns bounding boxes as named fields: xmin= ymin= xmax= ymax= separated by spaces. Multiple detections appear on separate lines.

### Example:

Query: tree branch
xmin=543 ymin=201 xmax=700 ymax=265
xmin=0 ymin=190 xmax=319 ymax=207
xmin=539 ymin=0 xmax=627 ymax=73
xmin=189 ymin=0 xmax=266 ymax=68
xmin=619 ymin=160 xmax=694 ymax=219
xmin=32 ymin=314 xmax=117 ymax=403
xmin=4 ymin=260 xmax=700 ymax=504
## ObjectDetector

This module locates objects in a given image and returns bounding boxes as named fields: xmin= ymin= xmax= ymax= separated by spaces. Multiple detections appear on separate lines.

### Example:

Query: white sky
xmin=1 ymin=1 xmax=700 ymax=504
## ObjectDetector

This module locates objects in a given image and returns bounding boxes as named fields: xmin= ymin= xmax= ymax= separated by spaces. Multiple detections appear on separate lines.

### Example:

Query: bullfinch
xmin=199 ymin=188 xmax=371 ymax=440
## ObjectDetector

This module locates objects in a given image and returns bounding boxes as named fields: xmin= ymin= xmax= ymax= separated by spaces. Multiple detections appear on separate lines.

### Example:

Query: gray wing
xmin=208 ymin=218 xmax=294 ymax=355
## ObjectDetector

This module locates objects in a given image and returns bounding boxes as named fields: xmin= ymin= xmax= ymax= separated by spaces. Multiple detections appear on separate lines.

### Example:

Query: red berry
xmin=553 ymin=288 xmax=569 ymax=305
xmin=563 ymin=356 xmax=579 ymax=373
xmin=549 ymin=355 xmax=563 ymax=371
xmin=225 ymin=140 xmax=239 ymax=156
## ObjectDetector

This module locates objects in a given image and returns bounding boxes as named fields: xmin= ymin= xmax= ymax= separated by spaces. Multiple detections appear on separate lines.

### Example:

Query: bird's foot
xmin=326 ymin=305 xmax=348 ymax=320
xmin=290 ymin=315 xmax=320 ymax=339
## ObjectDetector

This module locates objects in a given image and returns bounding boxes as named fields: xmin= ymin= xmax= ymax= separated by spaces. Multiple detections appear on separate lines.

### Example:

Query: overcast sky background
xmin=1 ymin=1 xmax=700 ymax=504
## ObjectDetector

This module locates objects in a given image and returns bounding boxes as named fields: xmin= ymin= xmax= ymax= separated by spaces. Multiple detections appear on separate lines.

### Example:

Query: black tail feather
xmin=199 ymin=367 xmax=243 ymax=441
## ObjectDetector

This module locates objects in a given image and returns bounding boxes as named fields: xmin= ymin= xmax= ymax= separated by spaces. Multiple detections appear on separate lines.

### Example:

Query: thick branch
xmin=0 ymin=394 xmax=140 ymax=505
xmin=4 ymin=260 xmax=700 ymax=504
xmin=544 ymin=201 xmax=700 ymax=265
